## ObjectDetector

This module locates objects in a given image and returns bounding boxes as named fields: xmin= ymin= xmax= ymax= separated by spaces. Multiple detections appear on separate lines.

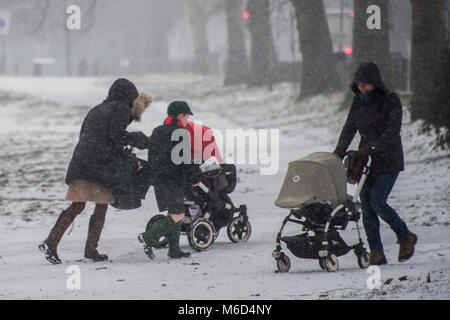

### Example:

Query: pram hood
xmin=275 ymin=152 xmax=347 ymax=209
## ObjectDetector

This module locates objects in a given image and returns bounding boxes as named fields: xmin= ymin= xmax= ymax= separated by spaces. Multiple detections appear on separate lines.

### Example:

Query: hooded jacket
xmin=65 ymin=79 xmax=149 ymax=189
xmin=336 ymin=62 xmax=405 ymax=175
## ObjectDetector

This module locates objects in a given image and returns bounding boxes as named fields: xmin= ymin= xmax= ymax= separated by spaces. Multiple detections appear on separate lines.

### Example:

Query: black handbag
xmin=111 ymin=148 xmax=152 ymax=210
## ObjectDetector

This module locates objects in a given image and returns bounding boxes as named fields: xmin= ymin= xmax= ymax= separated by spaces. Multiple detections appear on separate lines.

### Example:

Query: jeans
xmin=359 ymin=173 xmax=409 ymax=252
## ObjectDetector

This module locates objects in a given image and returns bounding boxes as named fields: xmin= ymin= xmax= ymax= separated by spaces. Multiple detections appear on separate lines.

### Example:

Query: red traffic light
xmin=243 ymin=11 xmax=250 ymax=20
xmin=344 ymin=48 xmax=353 ymax=55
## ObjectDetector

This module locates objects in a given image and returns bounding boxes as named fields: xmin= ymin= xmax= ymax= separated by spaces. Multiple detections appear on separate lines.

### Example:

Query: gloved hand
xmin=333 ymin=147 xmax=346 ymax=160
xmin=358 ymin=146 xmax=374 ymax=157
xmin=127 ymin=131 xmax=150 ymax=150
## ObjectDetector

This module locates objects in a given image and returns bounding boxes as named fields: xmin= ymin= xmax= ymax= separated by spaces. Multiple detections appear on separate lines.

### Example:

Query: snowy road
xmin=0 ymin=75 xmax=448 ymax=299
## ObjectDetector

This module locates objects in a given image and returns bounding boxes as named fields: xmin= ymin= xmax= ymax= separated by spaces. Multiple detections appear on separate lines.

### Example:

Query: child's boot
xmin=138 ymin=216 xmax=172 ymax=259
xmin=167 ymin=220 xmax=191 ymax=259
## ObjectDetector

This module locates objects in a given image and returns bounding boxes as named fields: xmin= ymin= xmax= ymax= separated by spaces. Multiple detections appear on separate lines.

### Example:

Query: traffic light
xmin=243 ymin=11 xmax=250 ymax=20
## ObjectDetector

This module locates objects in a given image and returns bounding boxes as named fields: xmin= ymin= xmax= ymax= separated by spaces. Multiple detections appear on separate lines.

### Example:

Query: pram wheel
xmin=319 ymin=259 xmax=326 ymax=270
xmin=356 ymin=251 xmax=370 ymax=269
xmin=227 ymin=216 xmax=252 ymax=243
xmin=276 ymin=254 xmax=291 ymax=273
xmin=187 ymin=218 xmax=216 ymax=251
xmin=320 ymin=255 xmax=339 ymax=272
xmin=145 ymin=214 xmax=169 ymax=248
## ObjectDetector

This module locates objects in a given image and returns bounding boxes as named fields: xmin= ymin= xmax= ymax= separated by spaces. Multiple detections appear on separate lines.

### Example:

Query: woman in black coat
xmin=39 ymin=78 xmax=151 ymax=264
xmin=334 ymin=62 xmax=417 ymax=265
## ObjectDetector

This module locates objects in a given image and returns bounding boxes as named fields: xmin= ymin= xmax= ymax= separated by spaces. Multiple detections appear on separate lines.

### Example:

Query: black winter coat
xmin=336 ymin=62 xmax=405 ymax=175
xmin=148 ymin=117 xmax=199 ymax=189
xmin=65 ymin=79 xmax=147 ymax=189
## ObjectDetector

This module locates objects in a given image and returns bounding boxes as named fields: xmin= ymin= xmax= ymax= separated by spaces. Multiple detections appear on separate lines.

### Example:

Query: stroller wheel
xmin=187 ymin=218 xmax=216 ymax=252
xmin=214 ymin=229 xmax=220 ymax=241
xmin=357 ymin=251 xmax=371 ymax=269
xmin=227 ymin=216 xmax=252 ymax=243
xmin=320 ymin=255 xmax=339 ymax=272
xmin=276 ymin=254 xmax=291 ymax=273
xmin=318 ymin=259 xmax=326 ymax=270
xmin=145 ymin=214 xmax=169 ymax=248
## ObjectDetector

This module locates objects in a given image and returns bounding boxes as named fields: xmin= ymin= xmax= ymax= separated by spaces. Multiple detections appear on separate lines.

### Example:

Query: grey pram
xmin=272 ymin=152 xmax=371 ymax=272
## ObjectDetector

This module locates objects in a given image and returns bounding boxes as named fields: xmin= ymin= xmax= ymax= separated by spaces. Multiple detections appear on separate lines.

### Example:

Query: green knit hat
xmin=167 ymin=101 xmax=194 ymax=116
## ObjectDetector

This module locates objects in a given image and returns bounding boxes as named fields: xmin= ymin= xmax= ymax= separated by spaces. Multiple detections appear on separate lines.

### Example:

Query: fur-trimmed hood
xmin=132 ymin=93 xmax=152 ymax=121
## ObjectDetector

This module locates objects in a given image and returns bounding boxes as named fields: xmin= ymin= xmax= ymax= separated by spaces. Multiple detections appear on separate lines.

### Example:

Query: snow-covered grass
xmin=0 ymin=75 xmax=448 ymax=300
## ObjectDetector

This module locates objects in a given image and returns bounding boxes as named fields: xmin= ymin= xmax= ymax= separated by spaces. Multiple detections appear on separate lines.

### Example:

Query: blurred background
xmin=0 ymin=0 xmax=449 ymax=139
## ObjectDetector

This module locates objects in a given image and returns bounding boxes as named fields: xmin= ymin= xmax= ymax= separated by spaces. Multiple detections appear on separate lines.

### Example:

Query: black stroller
xmin=272 ymin=151 xmax=371 ymax=272
xmin=145 ymin=163 xmax=251 ymax=252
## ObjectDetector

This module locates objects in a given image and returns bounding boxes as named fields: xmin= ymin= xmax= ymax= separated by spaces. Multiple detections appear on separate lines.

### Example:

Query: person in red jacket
xmin=185 ymin=121 xmax=223 ymax=164
xmin=149 ymin=121 xmax=223 ymax=164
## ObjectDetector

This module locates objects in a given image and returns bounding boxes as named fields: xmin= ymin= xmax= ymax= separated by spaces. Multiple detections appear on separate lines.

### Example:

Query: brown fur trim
xmin=132 ymin=93 xmax=151 ymax=121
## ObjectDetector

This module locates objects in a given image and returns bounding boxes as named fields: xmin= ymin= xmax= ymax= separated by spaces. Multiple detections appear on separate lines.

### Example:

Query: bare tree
xmin=186 ymin=0 xmax=214 ymax=74
xmin=2 ymin=0 xmax=50 ymax=35
xmin=352 ymin=0 xmax=391 ymax=86
xmin=409 ymin=0 xmax=449 ymax=144
xmin=247 ymin=0 xmax=277 ymax=88
xmin=224 ymin=0 xmax=248 ymax=85
xmin=340 ymin=0 xmax=392 ymax=109
xmin=290 ymin=0 xmax=342 ymax=99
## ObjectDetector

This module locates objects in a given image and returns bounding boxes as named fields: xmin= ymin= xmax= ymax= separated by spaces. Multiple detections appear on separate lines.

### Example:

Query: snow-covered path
xmin=0 ymin=75 xmax=448 ymax=300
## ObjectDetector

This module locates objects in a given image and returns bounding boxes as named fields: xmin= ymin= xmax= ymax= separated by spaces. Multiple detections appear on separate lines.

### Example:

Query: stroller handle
xmin=350 ymin=155 xmax=372 ymax=202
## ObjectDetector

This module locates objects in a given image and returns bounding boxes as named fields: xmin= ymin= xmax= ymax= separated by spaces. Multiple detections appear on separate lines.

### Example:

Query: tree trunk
xmin=290 ymin=0 xmax=342 ymax=99
xmin=224 ymin=0 xmax=248 ymax=85
xmin=187 ymin=0 xmax=213 ymax=74
xmin=340 ymin=0 xmax=392 ymax=109
xmin=353 ymin=0 xmax=392 ymax=85
xmin=409 ymin=0 xmax=449 ymax=134
xmin=247 ymin=0 xmax=277 ymax=88
xmin=410 ymin=0 xmax=448 ymax=97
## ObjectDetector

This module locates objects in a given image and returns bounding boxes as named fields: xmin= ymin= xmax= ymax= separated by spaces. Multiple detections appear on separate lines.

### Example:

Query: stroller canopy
xmin=275 ymin=152 xmax=347 ymax=209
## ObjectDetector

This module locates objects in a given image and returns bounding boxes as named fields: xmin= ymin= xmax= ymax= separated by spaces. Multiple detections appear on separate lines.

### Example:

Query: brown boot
xmin=369 ymin=251 xmax=388 ymax=265
xmin=398 ymin=232 xmax=417 ymax=262
xmin=84 ymin=215 xmax=108 ymax=262
xmin=39 ymin=210 xmax=77 ymax=264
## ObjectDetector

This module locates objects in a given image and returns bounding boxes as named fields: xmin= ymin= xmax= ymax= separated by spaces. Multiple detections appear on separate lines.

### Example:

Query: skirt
xmin=66 ymin=180 xmax=115 ymax=204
